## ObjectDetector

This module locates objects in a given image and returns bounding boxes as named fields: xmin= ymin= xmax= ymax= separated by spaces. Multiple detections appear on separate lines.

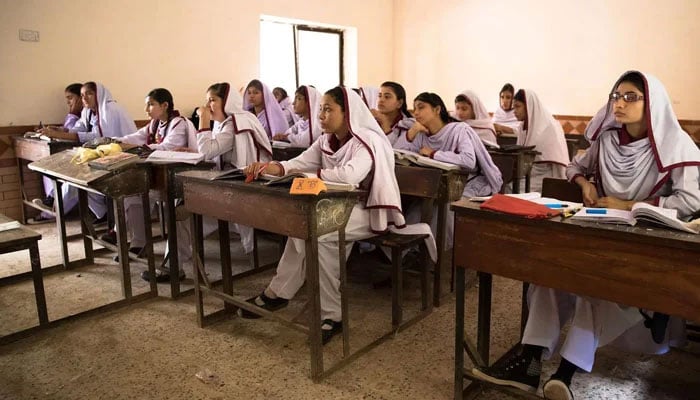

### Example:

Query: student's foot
xmin=543 ymin=378 xmax=574 ymax=400
xmin=113 ymin=247 xmax=144 ymax=262
xmin=26 ymin=214 xmax=55 ymax=225
xmin=471 ymin=352 xmax=541 ymax=393
xmin=645 ymin=312 xmax=670 ymax=344
xmin=31 ymin=197 xmax=54 ymax=213
xmin=100 ymin=230 xmax=117 ymax=245
xmin=141 ymin=267 xmax=185 ymax=283
xmin=237 ymin=293 xmax=289 ymax=319
xmin=321 ymin=319 xmax=342 ymax=345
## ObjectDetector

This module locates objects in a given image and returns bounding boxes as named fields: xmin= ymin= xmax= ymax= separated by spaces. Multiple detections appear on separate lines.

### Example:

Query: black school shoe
xmin=321 ymin=319 xmax=343 ymax=345
xmin=471 ymin=352 xmax=541 ymax=393
xmin=237 ymin=293 xmax=289 ymax=319
xmin=141 ymin=267 xmax=186 ymax=283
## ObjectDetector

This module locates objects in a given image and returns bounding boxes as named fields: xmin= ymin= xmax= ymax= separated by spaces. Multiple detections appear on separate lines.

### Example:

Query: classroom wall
xmin=0 ymin=0 xmax=394 ymax=126
xmin=392 ymin=0 xmax=700 ymax=119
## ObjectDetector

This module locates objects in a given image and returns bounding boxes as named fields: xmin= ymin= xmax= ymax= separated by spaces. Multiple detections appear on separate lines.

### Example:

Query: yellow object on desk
xmin=290 ymin=177 xmax=327 ymax=195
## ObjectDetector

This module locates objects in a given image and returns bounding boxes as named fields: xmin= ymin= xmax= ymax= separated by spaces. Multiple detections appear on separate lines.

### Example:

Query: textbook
xmin=0 ymin=220 xmax=21 ymax=232
xmin=87 ymin=152 xmax=139 ymax=171
xmin=209 ymin=168 xmax=246 ymax=181
xmin=262 ymin=172 xmax=356 ymax=191
xmin=571 ymin=203 xmax=700 ymax=234
xmin=147 ymin=150 xmax=205 ymax=165
xmin=393 ymin=149 xmax=460 ymax=171
xmin=271 ymin=140 xmax=292 ymax=149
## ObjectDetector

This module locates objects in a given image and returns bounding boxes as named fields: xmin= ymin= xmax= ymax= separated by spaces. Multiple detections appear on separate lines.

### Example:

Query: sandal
xmin=237 ymin=292 xmax=289 ymax=319
xmin=321 ymin=319 xmax=343 ymax=345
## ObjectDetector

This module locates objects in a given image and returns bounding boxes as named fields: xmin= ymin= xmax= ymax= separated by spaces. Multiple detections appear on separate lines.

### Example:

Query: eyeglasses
xmin=609 ymin=92 xmax=644 ymax=103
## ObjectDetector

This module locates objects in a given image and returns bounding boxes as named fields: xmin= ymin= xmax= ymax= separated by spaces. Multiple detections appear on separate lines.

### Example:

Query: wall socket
xmin=19 ymin=29 xmax=40 ymax=42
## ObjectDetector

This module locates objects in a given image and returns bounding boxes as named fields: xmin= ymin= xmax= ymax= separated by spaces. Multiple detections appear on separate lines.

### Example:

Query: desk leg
xmin=306 ymin=237 xmax=324 ymax=381
xmin=192 ymin=213 xmax=205 ymax=327
xmin=434 ymin=201 xmax=446 ymax=307
xmin=29 ymin=242 xmax=49 ymax=325
xmin=115 ymin=197 xmax=132 ymax=299
xmin=76 ymin=187 xmax=94 ymax=263
xmin=218 ymin=220 xmax=234 ymax=312
xmin=477 ymin=273 xmax=492 ymax=363
xmin=338 ymin=228 xmax=349 ymax=357
xmin=142 ymin=192 xmax=157 ymax=295
xmin=166 ymin=188 xmax=180 ymax=298
xmin=455 ymin=266 xmax=466 ymax=400
xmin=520 ymin=282 xmax=529 ymax=337
xmin=525 ymin=173 xmax=531 ymax=193
xmin=55 ymin=180 xmax=71 ymax=267
xmin=17 ymin=159 xmax=28 ymax=224
xmin=513 ymin=164 xmax=522 ymax=194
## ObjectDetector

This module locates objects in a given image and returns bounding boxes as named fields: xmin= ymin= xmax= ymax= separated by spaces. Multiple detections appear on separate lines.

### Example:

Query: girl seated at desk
xmin=31 ymin=83 xmax=84 ymax=223
xmin=41 ymin=82 xmax=136 ymax=224
xmin=453 ymin=90 xmax=498 ymax=145
xmin=394 ymin=92 xmax=502 ymax=249
xmin=153 ymin=82 xmax=272 ymax=282
xmin=492 ymin=83 xmax=521 ymax=134
xmin=243 ymin=79 xmax=289 ymax=139
xmin=109 ymin=88 xmax=195 ymax=262
xmin=271 ymin=85 xmax=322 ymax=148
xmin=273 ymin=86 xmax=298 ymax=127
xmin=473 ymin=71 xmax=700 ymax=400
xmin=371 ymin=81 xmax=415 ymax=146
xmin=511 ymin=88 xmax=569 ymax=192
xmin=241 ymin=87 xmax=408 ymax=344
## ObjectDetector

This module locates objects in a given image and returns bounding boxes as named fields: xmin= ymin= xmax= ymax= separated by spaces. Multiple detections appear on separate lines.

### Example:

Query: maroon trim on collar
xmin=648 ymin=172 xmax=670 ymax=197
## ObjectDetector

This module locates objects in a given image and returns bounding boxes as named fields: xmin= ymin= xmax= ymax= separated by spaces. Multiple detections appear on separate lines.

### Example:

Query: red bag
xmin=480 ymin=194 xmax=561 ymax=219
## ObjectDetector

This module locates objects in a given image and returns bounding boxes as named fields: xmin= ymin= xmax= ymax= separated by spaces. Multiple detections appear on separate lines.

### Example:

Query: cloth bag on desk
xmin=480 ymin=193 xmax=561 ymax=219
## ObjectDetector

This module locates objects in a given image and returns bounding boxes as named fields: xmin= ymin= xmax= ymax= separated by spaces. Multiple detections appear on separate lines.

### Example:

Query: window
xmin=260 ymin=17 xmax=354 ymax=95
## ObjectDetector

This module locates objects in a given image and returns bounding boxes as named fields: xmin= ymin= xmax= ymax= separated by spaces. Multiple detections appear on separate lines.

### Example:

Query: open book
xmin=271 ymin=140 xmax=292 ymax=149
xmin=394 ymin=149 xmax=460 ymax=171
xmin=572 ymin=203 xmax=700 ymax=234
xmin=262 ymin=172 xmax=356 ymax=191
xmin=209 ymin=168 xmax=246 ymax=181
xmin=0 ymin=220 xmax=21 ymax=232
xmin=88 ymin=152 xmax=139 ymax=171
xmin=147 ymin=150 xmax=204 ymax=165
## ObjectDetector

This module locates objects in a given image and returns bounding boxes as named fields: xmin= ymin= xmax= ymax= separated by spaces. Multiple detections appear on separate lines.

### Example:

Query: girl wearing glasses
xmin=473 ymin=71 xmax=700 ymax=400
xmin=511 ymin=88 xmax=570 ymax=192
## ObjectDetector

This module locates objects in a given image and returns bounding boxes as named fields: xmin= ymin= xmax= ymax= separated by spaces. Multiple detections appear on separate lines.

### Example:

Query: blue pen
xmin=544 ymin=203 xmax=568 ymax=208
xmin=586 ymin=208 xmax=607 ymax=214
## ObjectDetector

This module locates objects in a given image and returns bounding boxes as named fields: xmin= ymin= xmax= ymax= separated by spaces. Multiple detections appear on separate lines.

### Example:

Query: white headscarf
xmin=359 ymin=86 xmax=379 ymax=110
xmin=340 ymin=88 xmax=405 ymax=233
xmin=222 ymin=83 xmax=273 ymax=166
xmin=299 ymin=85 xmax=322 ymax=147
xmin=93 ymin=82 xmax=136 ymax=138
xmin=517 ymin=89 xmax=569 ymax=166
xmin=243 ymin=80 xmax=290 ymax=139
xmin=456 ymin=90 xmax=497 ymax=143
xmin=585 ymin=71 xmax=700 ymax=199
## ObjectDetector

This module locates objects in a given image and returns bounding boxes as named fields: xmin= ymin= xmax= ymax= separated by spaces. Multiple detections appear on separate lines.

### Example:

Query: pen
xmin=586 ymin=208 xmax=607 ymax=214
xmin=544 ymin=203 xmax=568 ymax=208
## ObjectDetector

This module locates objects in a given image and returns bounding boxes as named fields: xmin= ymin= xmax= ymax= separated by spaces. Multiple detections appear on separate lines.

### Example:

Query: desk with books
xmin=178 ymin=170 xmax=380 ymax=381
xmin=450 ymin=199 xmax=700 ymax=399
xmin=28 ymin=149 xmax=158 ymax=304
xmin=487 ymin=147 xmax=539 ymax=194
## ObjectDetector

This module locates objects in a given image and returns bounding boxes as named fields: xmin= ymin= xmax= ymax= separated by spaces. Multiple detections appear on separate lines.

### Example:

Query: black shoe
xmin=141 ymin=268 xmax=185 ymax=283
xmin=471 ymin=352 xmax=541 ymax=393
xmin=543 ymin=378 xmax=574 ymax=400
xmin=113 ymin=247 xmax=143 ymax=262
xmin=237 ymin=293 xmax=289 ymax=319
xmin=100 ymin=230 xmax=117 ymax=245
xmin=321 ymin=319 xmax=342 ymax=345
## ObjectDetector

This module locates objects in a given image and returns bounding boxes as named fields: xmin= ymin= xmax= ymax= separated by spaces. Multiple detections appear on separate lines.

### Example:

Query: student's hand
xmin=407 ymin=122 xmax=428 ymax=142
xmin=39 ymin=126 xmax=61 ymax=137
xmin=595 ymin=197 xmax=634 ymax=211
xmin=272 ymin=133 xmax=289 ymax=141
xmin=575 ymin=177 xmax=599 ymax=207
xmin=244 ymin=162 xmax=282 ymax=177
xmin=419 ymin=146 xmax=435 ymax=157
xmin=197 ymin=105 xmax=211 ymax=119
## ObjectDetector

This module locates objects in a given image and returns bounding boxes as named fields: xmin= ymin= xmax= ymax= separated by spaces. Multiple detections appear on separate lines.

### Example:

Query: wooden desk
xmin=149 ymin=161 xmax=214 ymax=298
xmin=487 ymin=148 xmax=538 ymax=194
xmin=395 ymin=165 xmax=467 ymax=306
xmin=0 ymin=215 xmax=46 ymax=343
xmin=28 ymin=150 xmax=157 ymax=303
xmin=179 ymin=170 xmax=384 ymax=381
xmin=12 ymin=137 xmax=80 ymax=224
xmin=450 ymin=200 xmax=700 ymax=399
xmin=272 ymin=146 xmax=306 ymax=161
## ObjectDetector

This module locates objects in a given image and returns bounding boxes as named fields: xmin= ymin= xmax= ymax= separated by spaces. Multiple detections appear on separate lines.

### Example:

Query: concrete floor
xmin=0 ymin=219 xmax=698 ymax=400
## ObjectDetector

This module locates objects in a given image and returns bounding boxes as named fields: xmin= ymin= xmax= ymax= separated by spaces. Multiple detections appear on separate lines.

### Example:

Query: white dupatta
xmin=457 ymin=90 xmax=498 ymax=143
xmin=243 ymin=80 xmax=290 ymax=139
xmin=585 ymin=71 xmax=700 ymax=200
xmin=94 ymin=82 xmax=136 ymax=138
xmin=518 ymin=89 xmax=569 ymax=167
xmin=223 ymin=84 xmax=273 ymax=167
xmin=359 ymin=86 xmax=379 ymax=110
